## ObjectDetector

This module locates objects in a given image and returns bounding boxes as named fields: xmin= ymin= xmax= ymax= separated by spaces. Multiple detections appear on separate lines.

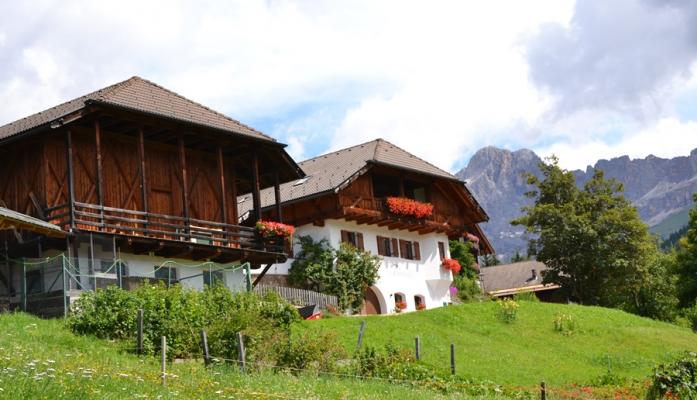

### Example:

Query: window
xmin=372 ymin=174 xmax=401 ymax=198
xmin=376 ymin=236 xmax=399 ymax=257
xmin=203 ymin=270 xmax=224 ymax=287
xmin=154 ymin=266 xmax=177 ymax=283
xmin=438 ymin=242 xmax=446 ymax=261
xmin=414 ymin=295 xmax=425 ymax=310
xmin=340 ymin=230 xmax=364 ymax=250
xmin=399 ymin=240 xmax=421 ymax=260
xmin=404 ymin=179 xmax=428 ymax=202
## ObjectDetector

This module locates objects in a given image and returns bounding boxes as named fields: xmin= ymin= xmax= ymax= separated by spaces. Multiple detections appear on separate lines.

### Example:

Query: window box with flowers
xmin=442 ymin=258 xmax=462 ymax=275
xmin=395 ymin=300 xmax=407 ymax=313
xmin=385 ymin=197 xmax=434 ymax=219
xmin=255 ymin=220 xmax=295 ymax=238
xmin=415 ymin=303 xmax=426 ymax=311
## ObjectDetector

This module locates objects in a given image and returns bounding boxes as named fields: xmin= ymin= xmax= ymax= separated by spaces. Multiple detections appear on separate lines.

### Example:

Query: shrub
xmin=275 ymin=330 xmax=346 ymax=373
xmin=68 ymin=283 xmax=300 ymax=360
xmin=647 ymin=352 xmax=697 ymax=399
xmin=513 ymin=291 xmax=539 ymax=302
xmin=497 ymin=298 xmax=519 ymax=323
xmin=453 ymin=275 xmax=481 ymax=302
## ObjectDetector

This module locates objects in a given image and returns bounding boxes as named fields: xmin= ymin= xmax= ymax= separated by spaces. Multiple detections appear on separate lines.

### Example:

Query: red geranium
xmin=255 ymin=220 xmax=295 ymax=238
xmin=416 ymin=303 xmax=426 ymax=311
xmin=395 ymin=300 xmax=407 ymax=311
xmin=386 ymin=197 xmax=434 ymax=219
xmin=442 ymin=258 xmax=462 ymax=275
xmin=465 ymin=233 xmax=480 ymax=243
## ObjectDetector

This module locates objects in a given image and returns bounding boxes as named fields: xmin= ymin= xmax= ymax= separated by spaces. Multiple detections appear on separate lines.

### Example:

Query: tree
xmin=511 ymin=250 xmax=526 ymax=263
xmin=481 ymin=254 xmax=500 ymax=267
xmin=675 ymin=193 xmax=697 ymax=308
xmin=289 ymin=236 xmax=380 ymax=311
xmin=512 ymin=157 xmax=656 ymax=307
xmin=448 ymin=240 xmax=476 ymax=279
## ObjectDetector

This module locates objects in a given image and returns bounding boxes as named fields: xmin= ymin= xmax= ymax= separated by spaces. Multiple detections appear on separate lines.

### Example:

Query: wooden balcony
xmin=44 ymin=202 xmax=287 ymax=264
xmin=337 ymin=195 xmax=463 ymax=235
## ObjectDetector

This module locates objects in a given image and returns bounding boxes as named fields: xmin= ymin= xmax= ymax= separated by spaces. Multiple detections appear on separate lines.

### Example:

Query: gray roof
xmin=480 ymin=261 xmax=557 ymax=295
xmin=0 ymin=76 xmax=273 ymax=142
xmin=238 ymin=138 xmax=462 ymax=213
xmin=0 ymin=207 xmax=65 ymax=237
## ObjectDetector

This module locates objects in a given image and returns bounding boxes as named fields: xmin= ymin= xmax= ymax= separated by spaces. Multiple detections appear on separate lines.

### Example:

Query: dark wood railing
xmin=44 ymin=202 xmax=285 ymax=253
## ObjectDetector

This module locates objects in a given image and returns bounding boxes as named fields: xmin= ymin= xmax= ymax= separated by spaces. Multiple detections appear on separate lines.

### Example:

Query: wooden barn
xmin=0 ymin=76 xmax=303 ymax=315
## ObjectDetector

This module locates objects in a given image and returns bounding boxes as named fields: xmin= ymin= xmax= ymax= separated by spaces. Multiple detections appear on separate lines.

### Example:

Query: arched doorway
xmin=362 ymin=286 xmax=382 ymax=315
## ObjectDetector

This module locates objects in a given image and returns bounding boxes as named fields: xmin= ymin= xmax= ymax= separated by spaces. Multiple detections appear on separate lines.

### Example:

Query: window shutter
xmin=356 ymin=232 xmax=364 ymax=250
xmin=391 ymin=238 xmax=399 ymax=258
xmin=399 ymin=240 xmax=408 ymax=259
xmin=413 ymin=241 xmax=421 ymax=260
xmin=376 ymin=236 xmax=386 ymax=256
xmin=438 ymin=242 xmax=445 ymax=260
xmin=340 ymin=230 xmax=350 ymax=244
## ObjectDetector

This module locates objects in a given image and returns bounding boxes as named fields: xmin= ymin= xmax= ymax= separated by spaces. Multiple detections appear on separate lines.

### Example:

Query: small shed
xmin=480 ymin=261 xmax=566 ymax=302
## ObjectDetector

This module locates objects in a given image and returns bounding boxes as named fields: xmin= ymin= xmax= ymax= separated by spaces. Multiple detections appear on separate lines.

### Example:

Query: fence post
xmin=245 ymin=263 xmax=252 ymax=292
xmin=201 ymin=330 xmax=211 ymax=366
xmin=540 ymin=381 xmax=546 ymax=400
xmin=236 ymin=332 xmax=246 ymax=371
xmin=137 ymin=309 xmax=144 ymax=355
xmin=450 ymin=343 xmax=456 ymax=375
xmin=161 ymin=336 xmax=167 ymax=386
xmin=62 ymin=256 xmax=68 ymax=317
xmin=355 ymin=320 xmax=366 ymax=353
xmin=21 ymin=259 xmax=26 ymax=312
xmin=415 ymin=336 xmax=421 ymax=361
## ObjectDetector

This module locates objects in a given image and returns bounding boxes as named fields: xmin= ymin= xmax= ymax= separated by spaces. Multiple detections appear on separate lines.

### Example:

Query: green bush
xmin=513 ymin=291 xmax=539 ymax=302
xmin=553 ymin=313 xmax=576 ymax=335
xmin=275 ymin=330 xmax=347 ymax=373
xmin=497 ymin=298 xmax=519 ymax=323
xmin=452 ymin=275 xmax=481 ymax=302
xmin=68 ymin=283 xmax=300 ymax=360
xmin=647 ymin=352 xmax=697 ymax=399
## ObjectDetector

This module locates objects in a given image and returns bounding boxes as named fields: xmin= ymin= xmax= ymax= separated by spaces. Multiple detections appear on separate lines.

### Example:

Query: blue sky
xmin=2 ymin=0 xmax=697 ymax=173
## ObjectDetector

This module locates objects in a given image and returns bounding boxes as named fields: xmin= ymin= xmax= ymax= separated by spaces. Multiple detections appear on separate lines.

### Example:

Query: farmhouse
xmin=0 ymin=76 xmax=303 ymax=315
xmin=243 ymin=139 xmax=493 ymax=314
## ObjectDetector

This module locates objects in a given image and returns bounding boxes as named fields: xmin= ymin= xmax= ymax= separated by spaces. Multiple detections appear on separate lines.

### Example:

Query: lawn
xmin=299 ymin=300 xmax=697 ymax=386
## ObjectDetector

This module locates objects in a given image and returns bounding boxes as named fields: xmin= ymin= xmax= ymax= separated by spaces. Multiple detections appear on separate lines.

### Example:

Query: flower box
xmin=416 ymin=303 xmax=426 ymax=311
xmin=385 ymin=197 xmax=434 ymax=219
xmin=442 ymin=258 xmax=462 ymax=275
xmin=395 ymin=300 xmax=407 ymax=312
xmin=255 ymin=220 xmax=295 ymax=238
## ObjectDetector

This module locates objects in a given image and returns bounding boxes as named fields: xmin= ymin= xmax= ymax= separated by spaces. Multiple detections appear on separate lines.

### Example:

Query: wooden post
xmin=355 ymin=320 xmax=366 ymax=353
xmin=450 ymin=343 xmax=456 ymax=375
xmin=178 ymin=135 xmax=190 ymax=238
xmin=201 ymin=330 xmax=211 ymax=366
xmin=236 ymin=332 xmax=246 ymax=371
xmin=137 ymin=309 xmax=144 ymax=355
xmin=65 ymin=130 xmax=76 ymax=230
xmin=94 ymin=119 xmax=104 ymax=227
xmin=274 ymin=171 xmax=282 ymax=222
xmin=540 ymin=381 xmax=546 ymax=400
xmin=138 ymin=127 xmax=148 ymax=228
xmin=161 ymin=336 xmax=167 ymax=386
xmin=251 ymin=150 xmax=261 ymax=222
xmin=415 ymin=336 xmax=421 ymax=360
xmin=217 ymin=146 xmax=227 ymax=225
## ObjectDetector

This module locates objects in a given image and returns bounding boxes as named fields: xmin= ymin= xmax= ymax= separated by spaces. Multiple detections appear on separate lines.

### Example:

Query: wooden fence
xmin=254 ymin=285 xmax=338 ymax=309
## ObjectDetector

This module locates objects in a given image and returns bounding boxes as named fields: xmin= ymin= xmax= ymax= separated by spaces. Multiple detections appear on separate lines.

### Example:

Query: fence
xmin=254 ymin=284 xmax=338 ymax=309
xmin=0 ymin=253 xmax=253 ymax=318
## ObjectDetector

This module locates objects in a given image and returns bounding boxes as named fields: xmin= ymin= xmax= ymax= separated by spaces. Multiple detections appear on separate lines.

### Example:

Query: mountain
xmin=458 ymin=147 xmax=697 ymax=260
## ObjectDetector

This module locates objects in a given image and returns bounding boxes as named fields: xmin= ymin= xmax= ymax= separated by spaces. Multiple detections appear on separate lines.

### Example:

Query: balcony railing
xmin=44 ymin=202 xmax=286 ymax=253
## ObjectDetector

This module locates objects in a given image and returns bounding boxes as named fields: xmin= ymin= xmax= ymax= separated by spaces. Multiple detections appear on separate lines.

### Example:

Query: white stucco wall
xmin=253 ymin=219 xmax=454 ymax=314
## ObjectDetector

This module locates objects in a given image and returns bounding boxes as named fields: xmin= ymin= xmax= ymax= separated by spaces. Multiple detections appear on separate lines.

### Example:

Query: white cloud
xmin=537 ymin=117 xmax=697 ymax=170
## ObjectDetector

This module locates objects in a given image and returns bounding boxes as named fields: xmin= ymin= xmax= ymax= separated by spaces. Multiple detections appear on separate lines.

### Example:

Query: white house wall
xmin=255 ymin=218 xmax=453 ymax=314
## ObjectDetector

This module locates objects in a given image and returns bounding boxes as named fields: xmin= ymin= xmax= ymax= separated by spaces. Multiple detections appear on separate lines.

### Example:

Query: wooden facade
xmin=1 ymin=106 xmax=301 ymax=264
xmin=259 ymin=164 xmax=493 ymax=254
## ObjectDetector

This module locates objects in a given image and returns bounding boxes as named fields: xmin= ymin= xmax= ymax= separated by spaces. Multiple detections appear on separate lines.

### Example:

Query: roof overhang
xmin=487 ymin=284 xmax=561 ymax=298
xmin=0 ymin=207 xmax=66 ymax=238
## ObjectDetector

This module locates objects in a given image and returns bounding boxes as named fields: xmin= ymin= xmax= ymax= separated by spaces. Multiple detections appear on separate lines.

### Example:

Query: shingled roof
xmin=0 ymin=76 xmax=274 ymax=142
xmin=480 ymin=261 xmax=560 ymax=296
xmin=239 ymin=138 xmax=475 ymax=212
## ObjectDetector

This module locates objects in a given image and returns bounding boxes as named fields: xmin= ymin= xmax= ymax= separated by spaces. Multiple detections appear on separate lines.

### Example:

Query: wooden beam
xmin=252 ymin=263 xmax=273 ymax=288
xmin=65 ymin=129 xmax=76 ymax=230
xmin=138 ymin=127 xmax=149 ymax=223
xmin=95 ymin=119 xmax=104 ymax=216
xmin=251 ymin=150 xmax=261 ymax=222
xmin=178 ymin=135 xmax=190 ymax=235
xmin=217 ymin=146 xmax=227 ymax=225
xmin=274 ymin=171 xmax=282 ymax=223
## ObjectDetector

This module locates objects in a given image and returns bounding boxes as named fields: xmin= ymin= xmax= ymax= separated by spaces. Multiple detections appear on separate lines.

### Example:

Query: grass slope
xmin=301 ymin=301 xmax=697 ymax=386
xmin=650 ymin=206 xmax=690 ymax=239
xmin=0 ymin=313 xmax=484 ymax=400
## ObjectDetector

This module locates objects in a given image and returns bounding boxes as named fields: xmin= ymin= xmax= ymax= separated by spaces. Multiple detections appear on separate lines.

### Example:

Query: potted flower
xmin=385 ymin=197 xmax=434 ymax=219
xmin=395 ymin=300 xmax=407 ymax=313
xmin=416 ymin=303 xmax=426 ymax=311
xmin=255 ymin=220 xmax=295 ymax=238
xmin=442 ymin=258 xmax=462 ymax=275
